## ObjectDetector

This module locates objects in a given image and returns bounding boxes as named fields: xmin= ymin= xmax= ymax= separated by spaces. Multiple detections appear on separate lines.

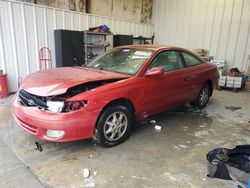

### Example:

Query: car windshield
xmin=85 ymin=48 xmax=153 ymax=75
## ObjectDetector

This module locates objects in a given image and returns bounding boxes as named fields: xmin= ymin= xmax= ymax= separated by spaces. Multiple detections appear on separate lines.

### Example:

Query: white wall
xmin=153 ymin=0 xmax=250 ymax=72
xmin=0 ymin=0 xmax=154 ymax=92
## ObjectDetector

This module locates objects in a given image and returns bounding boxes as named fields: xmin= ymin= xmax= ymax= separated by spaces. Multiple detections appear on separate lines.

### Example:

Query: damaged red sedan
xmin=13 ymin=45 xmax=219 ymax=147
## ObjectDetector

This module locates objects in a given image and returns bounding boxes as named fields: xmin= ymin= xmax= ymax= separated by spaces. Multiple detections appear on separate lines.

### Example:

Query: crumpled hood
xmin=22 ymin=67 xmax=130 ymax=96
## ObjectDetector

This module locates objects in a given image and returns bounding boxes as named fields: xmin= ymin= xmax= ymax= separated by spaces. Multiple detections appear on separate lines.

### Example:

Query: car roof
xmin=116 ymin=45 xmax=206 ymax=63
xmin=116 ymin=45 xmax=187 ymax=52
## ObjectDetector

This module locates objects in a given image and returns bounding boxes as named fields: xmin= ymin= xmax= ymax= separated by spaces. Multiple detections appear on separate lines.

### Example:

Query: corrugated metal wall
xmin=153 ymin=0 xmax=250 ymax=72
xmin=0 ymin=0 xmax=154 ymax=92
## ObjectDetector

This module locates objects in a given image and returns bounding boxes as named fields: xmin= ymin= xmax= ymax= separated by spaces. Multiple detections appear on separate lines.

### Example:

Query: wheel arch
xmin=204 ymin=80 xmax=213 ymax=96
xmin=95 ymin=98 xmax=137 ymax=129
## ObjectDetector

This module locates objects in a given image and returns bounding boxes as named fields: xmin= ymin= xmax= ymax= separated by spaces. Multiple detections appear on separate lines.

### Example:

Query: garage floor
xmin=0 ymin=90 xmax=249 ymax=188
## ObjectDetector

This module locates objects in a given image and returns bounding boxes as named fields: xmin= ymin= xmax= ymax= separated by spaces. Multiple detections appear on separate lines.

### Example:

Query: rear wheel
xmin=191 ymin=83 xmax=211 ymax=109
xmin=95 ymin=104 xmax=132 ymax=147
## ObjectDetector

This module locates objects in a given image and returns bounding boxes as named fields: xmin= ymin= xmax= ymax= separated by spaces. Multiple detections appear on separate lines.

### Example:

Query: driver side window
xmin=149 ymin=51 xmax=183 ymax=72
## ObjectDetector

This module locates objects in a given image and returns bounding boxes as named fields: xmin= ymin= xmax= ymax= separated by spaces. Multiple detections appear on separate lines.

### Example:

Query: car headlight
xmin=47 ymin=101 xmax=65 ymax=113
xmin=64 ymin=100 xmax=88 ymax=112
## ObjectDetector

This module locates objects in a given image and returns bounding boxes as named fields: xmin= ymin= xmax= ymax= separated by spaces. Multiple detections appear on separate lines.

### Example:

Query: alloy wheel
xmin=199 ymin=87 xmax=209 ymax=106
xmin=103 ymin=111 xmax=128 ymax=142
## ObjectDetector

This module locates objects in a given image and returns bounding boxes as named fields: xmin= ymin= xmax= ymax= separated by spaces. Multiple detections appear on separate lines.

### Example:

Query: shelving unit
xmin=245 ymin=58 xmax=250 ymax=90
xmin=54 ymin=30 xmax=84 ymax=67
xmin=133 ymin=36 xmax=154 ymax=45
xmin=83 ymin=31 xmax=113 ymax=63
xmin=113 ymin=34 xmax=133 ymax=47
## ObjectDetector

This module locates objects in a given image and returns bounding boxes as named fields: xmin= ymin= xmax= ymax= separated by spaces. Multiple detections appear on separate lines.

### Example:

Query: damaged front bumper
xmin=13 ymin=96 xmax=101 ymax=142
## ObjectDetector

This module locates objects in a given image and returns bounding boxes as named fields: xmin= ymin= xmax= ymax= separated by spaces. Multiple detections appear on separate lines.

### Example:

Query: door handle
xmin=184 ymin=77 xmax=191 ymax=81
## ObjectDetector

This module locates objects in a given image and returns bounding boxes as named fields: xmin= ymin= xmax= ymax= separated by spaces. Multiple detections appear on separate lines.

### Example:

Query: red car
xmin=13 ymin=45 xmax=219 ymax=147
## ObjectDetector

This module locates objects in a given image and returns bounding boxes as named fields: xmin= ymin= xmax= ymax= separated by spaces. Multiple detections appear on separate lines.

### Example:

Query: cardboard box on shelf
xmin=233 ymin=81 xmax=242 ymax=88
xmin=194 ymin=48 xmax=208 ymax=57
xmin=227 ymin=77 xmax=235 ymax=81
xmin=218 ymin=80 xmax=226 ymax=86
xmin=245 ymin=81 xmax=250 ymax=90
xmin=223 ymin=76 xmax=243 ymax=89
xmin=235 ymin=77 xmax=243 ymax=82
xmin=219 ymin=76 xmax=227 ymax=81
xmin=226 ymin=80 xmax=234 ymax=84
xmin=226 ymin=83 xmax=234 ymax=88
xmin=218 ymin=76 xmax=243 ymax=89
xmin=247 ymin=66 xmax=250 ymax=75
xmin=218 ymin=75 xmax=226 ymax=86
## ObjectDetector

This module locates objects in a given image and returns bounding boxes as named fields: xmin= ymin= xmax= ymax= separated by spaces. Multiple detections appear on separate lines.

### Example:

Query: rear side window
xmin=182 ymin=52 xmax=202 ymax=67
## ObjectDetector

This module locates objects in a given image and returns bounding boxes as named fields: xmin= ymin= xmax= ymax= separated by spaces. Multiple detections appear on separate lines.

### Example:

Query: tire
xmin=191 ymin=83 xmax=211 ymax=109
xmin=95 ymin=104 xmax=132 ymax=147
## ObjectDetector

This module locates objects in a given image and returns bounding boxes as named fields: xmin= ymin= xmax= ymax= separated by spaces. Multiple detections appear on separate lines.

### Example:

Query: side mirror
xmin=144 ymin=67 xmax=164 ymax=77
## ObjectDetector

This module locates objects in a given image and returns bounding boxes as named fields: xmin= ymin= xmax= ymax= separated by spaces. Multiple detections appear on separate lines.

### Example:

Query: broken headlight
xmin=64 ymin=100 xmax=88 ymax=112
xmin=47 ymin=101 xmax=65 ymax=113
xmin=46 ymin=100 xmax=88 ymax=113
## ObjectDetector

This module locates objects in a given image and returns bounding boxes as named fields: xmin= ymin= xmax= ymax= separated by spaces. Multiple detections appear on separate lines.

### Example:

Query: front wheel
xmin=191 ymin=83 xmax=211 ymax=109
xmin=95 ymin=104 xmax=132 ymax=147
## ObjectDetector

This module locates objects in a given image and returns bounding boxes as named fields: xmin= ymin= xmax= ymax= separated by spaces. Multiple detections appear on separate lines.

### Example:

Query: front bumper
xmin=13 ymin=97 xmax=101 ymax=142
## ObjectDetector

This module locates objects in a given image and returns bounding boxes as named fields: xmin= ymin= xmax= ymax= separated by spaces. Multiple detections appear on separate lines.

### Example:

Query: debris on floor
xmin=149 ymin=120 xmax=156 ymax=124
xmin=194 ymin=131 xmax=209 ymax=138
xmin=83 ymin=168 xmax=96 ymax=187
xmin=163 ymin=172 xmax=177 ymax=181
xmin=83 ymin=177 xmax=95 ymax=187
xmin=149 ymin=119 xmax=162 ymax=132
xmin=87 ymin=152 xmax=99 ymax=159
xmin=131 ymin=175 xmax=146 ymax=180
xmin=174 ymin=146 xmax=180 ymax=150
xmin=178 ymin=145 xmax=188 ymax=149
xmin=199 ymin=123 xmax=207 ymax=128
xmin=34 ymin=142 xmax=42 ymax=152
xmin=83 ymin=168 xmax=90 ymax=178
xmin=132 ymin=175 xmax=139 ymax=179
xmin=183 ymin=126 xmax=188 ymax=131
xmin=225 ymin=106 xmax=242 ymax=111
xmin=154 ymin=125 xmax=162 ymax=132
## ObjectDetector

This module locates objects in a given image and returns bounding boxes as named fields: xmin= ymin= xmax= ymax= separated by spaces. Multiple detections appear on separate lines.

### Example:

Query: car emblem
xmin=28 ymin=99 xmax=35 ymax=106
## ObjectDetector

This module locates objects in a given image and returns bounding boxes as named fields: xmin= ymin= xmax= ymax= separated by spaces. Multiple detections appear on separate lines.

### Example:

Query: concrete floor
xmin=0 ymin=90 xmax=249 ymax=188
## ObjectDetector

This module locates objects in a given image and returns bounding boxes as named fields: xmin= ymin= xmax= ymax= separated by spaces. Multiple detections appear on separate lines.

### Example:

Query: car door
xmin=142 ymin=50 xmax=192 ymax=116
xmin=180 ymin=51 xmax=206 ymax=101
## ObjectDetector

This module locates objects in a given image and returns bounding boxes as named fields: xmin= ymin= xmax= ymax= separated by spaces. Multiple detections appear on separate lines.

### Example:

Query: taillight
xmin=64 ymin=100 xmax=88 ymax=112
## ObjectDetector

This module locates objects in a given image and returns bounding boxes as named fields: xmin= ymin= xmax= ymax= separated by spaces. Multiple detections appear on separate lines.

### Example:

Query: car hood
xmin=22 ymin=67 xmax=130 ymax=96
